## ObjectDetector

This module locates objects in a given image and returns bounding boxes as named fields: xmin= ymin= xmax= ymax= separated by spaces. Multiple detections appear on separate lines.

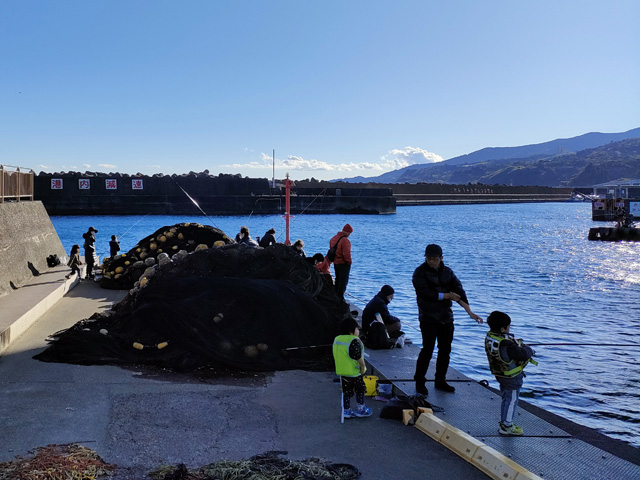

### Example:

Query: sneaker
xmin=343 ymin=408 xmax=355 ymax=419
xmin=434 ymin=381 xmax=455 ymax=393
xmin=498 ymin=422 xmax=524 ymax=436
xmin=353 ymin=406 xmax=372 ymax=417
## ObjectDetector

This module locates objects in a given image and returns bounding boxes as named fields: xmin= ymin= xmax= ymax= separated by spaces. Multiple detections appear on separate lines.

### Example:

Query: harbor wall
xmin=300 ymin=181 xmax=573 ymax=205
xmin=0 ymin=201 xmax=67 ymax=298
xmin=34 ymin=172 xmax=396 ymax=215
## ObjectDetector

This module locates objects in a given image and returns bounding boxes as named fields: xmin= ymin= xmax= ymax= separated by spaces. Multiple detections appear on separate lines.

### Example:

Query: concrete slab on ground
xmin=367 ymin=346 xmax=640 ymax=480
xmin=0 ymin=280 xmax=489 ymax=480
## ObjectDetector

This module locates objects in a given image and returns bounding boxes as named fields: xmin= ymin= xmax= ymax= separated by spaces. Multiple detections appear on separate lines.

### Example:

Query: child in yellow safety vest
xmin=485 ymin=311 xmax=537 ymax=436
xmin=332 ymin=318 xmax=372 ymax=419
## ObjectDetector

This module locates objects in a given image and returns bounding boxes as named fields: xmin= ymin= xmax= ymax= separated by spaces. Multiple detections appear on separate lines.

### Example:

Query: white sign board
xmin=630 ymin=202 xmax=640 ymax=216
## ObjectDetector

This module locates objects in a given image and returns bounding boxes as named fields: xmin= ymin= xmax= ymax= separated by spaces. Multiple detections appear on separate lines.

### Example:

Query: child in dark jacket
xmin=65 ymin=244 xmax=83 ymax=280
xmin=484 ymin=311 xmax=536 ymax=436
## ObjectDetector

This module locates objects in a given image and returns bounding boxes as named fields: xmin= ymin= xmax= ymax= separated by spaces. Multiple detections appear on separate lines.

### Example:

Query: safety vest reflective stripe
xmin=485 ymin=332 xmax=532 ymax=379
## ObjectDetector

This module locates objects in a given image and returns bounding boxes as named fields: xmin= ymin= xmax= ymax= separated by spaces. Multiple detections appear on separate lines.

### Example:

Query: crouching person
xmin=362 ymin=285 xmax=404 ymax=349
xmin=333 ymin=318 xmax=372 ymax=420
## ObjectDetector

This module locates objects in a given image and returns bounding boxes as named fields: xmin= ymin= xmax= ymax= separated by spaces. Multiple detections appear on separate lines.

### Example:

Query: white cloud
xmin=82 ymin=163 xmax=91 ymax=169
xmin=98 ymin=163 xmax=117 ymax=169
xmin=148 ymin=165 xmax=161 ymax=169
xmin=226 ymin=147 xmax=442 ymax=175
xmin=38 ymin=164 xmax=49 ymax=170
xmin=380 ymin=146 xmax=443 ymax=170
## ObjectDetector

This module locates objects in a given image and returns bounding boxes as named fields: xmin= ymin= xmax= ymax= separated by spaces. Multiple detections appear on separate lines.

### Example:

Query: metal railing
xmin=0 ymin=165 xmax=35 ymax=202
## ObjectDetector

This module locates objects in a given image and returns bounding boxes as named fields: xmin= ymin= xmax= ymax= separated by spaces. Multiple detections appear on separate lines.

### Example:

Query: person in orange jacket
xmin=329 ymin=224 xmax=353 ymax=300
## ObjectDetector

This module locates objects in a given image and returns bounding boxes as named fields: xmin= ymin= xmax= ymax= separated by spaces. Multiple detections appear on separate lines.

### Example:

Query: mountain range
xmin=339 ymin=127 xmax=640 ymax=187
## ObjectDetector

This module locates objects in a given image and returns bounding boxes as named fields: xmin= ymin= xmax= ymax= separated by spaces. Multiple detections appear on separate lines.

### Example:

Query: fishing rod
xmin=527 ymin=342 xmax=640 ymax=347
xmin=118 ymin=213 xmax=151 ymax=242
xmin=175 ymin=181 xmax=220 ymax=229
xmin=93 ymin=215 xmax=149 ymax=258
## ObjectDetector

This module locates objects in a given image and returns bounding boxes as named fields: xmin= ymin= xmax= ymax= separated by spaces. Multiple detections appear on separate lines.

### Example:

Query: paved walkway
xmin=0 ymin=271 xmax=638 ymax=479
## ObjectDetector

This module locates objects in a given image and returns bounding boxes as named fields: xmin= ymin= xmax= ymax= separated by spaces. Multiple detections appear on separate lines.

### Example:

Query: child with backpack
xmin=332 ymin=317 xmax=372 ymax=421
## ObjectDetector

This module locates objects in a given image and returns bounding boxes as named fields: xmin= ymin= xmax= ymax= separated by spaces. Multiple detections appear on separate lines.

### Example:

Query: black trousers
xmin=414 ymin=321 xmax=455 ymax=383
xmin=84 ymin=251 xmax=95 ymax=277
xmin=334 ymin=263 xmax=351 ymax=299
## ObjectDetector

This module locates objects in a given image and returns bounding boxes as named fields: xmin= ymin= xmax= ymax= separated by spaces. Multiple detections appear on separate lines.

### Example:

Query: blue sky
xmin=1 ymin=1 xmax=639 ymax=181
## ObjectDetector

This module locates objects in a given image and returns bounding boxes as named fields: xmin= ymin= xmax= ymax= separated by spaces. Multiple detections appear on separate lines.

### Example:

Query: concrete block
xmin=402 ymin=409 xmax=416 ymax=426
xmin=414 ymin=412 xmax=446 ymax=441
xmin=514 ymin=470 xmax=545 ymax=480
xmin=472 ymin=445 xmax=523 ymax=480
xmin=440 ymin=425 xmax=483 ymax=461
xmin=0 ymin=201 xmax=66 ymax=297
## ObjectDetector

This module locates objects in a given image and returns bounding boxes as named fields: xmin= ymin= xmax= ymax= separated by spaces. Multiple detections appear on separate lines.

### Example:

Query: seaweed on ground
xmin=0 ymin=443 xmax=114 ymax=480
xmin=148 ymin=451 xmax=360 ymax=480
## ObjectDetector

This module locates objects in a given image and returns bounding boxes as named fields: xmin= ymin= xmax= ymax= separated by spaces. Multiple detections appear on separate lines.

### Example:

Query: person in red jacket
xmin=329 ymin=224 xmax=353 ymax=300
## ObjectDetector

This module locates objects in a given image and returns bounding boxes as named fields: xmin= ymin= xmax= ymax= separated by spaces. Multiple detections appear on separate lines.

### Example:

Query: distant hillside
xmin=396 ymin=138 xmax=640 ymax=187
xmin=443 ymin=127 xmax=640 ymax=166
xmin=337 ymin=127 xmax=640 ymax=184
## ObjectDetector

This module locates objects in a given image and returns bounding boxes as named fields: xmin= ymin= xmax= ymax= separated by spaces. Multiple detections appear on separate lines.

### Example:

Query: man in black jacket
xmin=413 ymin=244 xmax=482 ymax=395
xmin=82 ymin=226 xmax=98 ymax=279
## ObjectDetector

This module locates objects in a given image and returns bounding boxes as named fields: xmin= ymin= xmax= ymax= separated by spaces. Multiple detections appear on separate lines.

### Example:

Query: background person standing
xmin=329 ymin=224 xmax=353 ymax=300
xmin=413 ymin=244 xmax=482 ymax=395
xmin=109 ymin=235 xmax=121 ymax=259
xmin=82 ymin=226 xmax=98 ymax=279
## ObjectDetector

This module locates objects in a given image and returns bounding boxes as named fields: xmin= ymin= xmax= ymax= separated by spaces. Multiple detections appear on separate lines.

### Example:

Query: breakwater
xmin=34 ymin=172 xmax=575 ymax=216
xmin=34 ymin=172 xmax=396 ymax=215
xmin=376 ymin=183 xmax=571 ymax=206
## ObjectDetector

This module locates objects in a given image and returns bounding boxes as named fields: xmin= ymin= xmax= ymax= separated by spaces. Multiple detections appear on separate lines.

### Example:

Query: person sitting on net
xmin=291 ymin=239 xmax=306 ymax=257
xmin=312 ymin=253 xmax=333 ymax=285
xmin=333 ymin=317 xmax=372 ymax=419
xmin=235 ymin=226 xmax=258 ymax=247
xmin=259 ymin=228 xmax=277 ymax=247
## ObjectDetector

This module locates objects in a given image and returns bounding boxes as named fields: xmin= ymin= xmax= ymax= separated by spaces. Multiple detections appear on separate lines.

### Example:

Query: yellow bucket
xmin=363 ymin=375 xmax=379 ymax=396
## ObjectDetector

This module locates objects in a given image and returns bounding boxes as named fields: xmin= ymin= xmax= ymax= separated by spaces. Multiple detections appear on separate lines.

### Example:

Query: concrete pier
xmin=0 ymin=271 xmax=638 ymax=479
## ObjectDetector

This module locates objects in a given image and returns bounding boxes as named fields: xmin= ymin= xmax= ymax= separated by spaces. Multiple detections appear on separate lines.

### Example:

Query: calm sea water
xmin=51 ymin=203 xmax=640 ymax=446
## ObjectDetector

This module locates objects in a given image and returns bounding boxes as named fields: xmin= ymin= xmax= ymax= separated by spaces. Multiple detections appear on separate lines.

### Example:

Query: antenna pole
xmin=284 ymin=173 xmax=292 ymax=245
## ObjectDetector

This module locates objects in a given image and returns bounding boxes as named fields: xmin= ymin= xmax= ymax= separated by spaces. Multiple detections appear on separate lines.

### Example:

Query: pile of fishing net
xmin=35 ymin=229 xmax=349 ymax=371
xmin=0 ymin=443 xmax=114 ymax=480
xmin=149 ymin=451 xmax=360 ymax=480
xmin=101 ymin=223 xmax=234 ymax=290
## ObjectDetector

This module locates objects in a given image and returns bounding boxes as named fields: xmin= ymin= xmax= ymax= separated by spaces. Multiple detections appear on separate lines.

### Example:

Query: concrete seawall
xmin=34 ymin=172 xmax=397 ymax=215
xmin=0 ymin=201 xmax=67 ymax=298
